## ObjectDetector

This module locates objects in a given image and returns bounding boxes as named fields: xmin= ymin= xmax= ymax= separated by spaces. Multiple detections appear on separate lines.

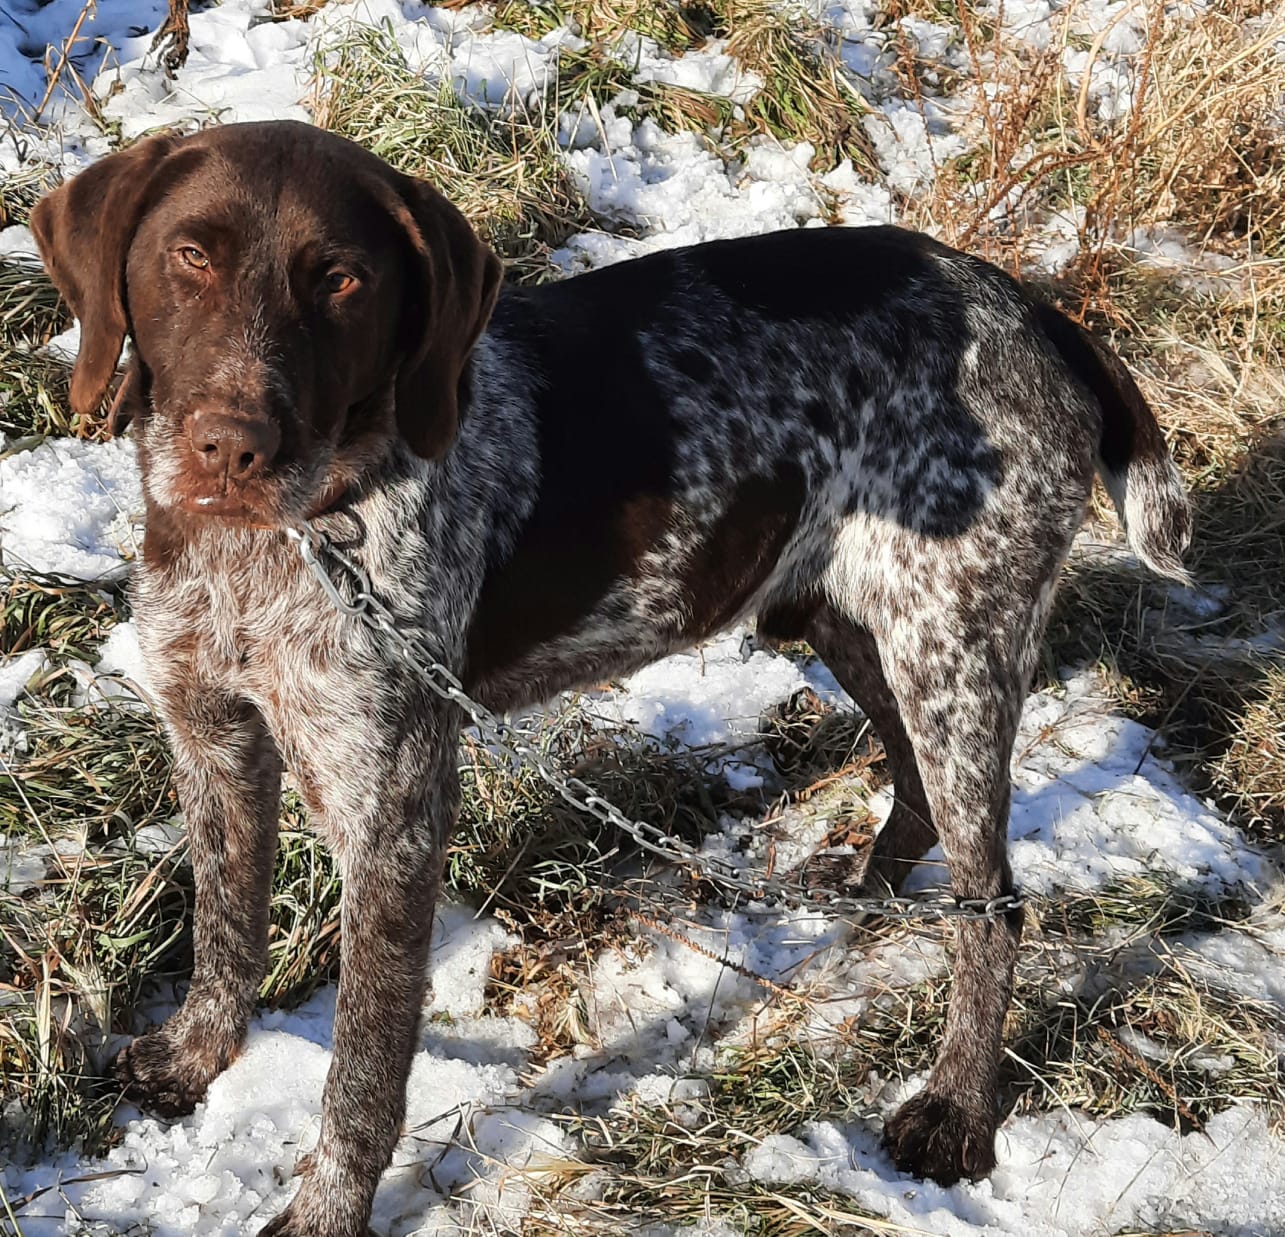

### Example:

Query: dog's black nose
xmin=189 ymin=411 xmax=281 ymax=480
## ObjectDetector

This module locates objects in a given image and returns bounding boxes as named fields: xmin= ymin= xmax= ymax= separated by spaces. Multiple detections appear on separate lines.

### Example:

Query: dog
xmin=32 ymin=119 xmax=1190 ymax=1235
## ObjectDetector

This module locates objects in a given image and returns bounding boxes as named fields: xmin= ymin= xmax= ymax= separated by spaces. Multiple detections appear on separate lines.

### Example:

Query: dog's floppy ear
xmin=389 ymin=176 xmax=502 ymax=459
xmin=30 ymin=132 xmax=178 ymax=427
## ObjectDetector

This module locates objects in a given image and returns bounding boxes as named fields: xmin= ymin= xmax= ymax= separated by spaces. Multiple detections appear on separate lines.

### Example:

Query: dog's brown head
xmin=31 ymin=120 xmax=502 ymax=524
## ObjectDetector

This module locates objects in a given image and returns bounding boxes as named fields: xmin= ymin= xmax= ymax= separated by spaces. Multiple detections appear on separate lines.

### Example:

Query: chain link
xmin=286 ymin=525 xmax=1025 ymax=924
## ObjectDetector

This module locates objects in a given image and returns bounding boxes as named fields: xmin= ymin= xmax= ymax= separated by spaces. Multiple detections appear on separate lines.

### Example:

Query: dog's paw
xmin=114 ymin=1031 xmax=212 ymax=1119
xmin=883 ymin=1090 xmax=997 ymax=1185
xmin=257 ymin=1210 xmax=298 ymax=1236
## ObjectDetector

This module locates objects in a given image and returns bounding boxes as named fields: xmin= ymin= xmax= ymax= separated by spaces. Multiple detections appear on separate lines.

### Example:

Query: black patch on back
xmin=689 ymin=226 xmax=945 ymax=321
xmin=802 ymin=396 xmax=835 ymax=437
xmin=674 ymin=347 xmax=714 ymax=383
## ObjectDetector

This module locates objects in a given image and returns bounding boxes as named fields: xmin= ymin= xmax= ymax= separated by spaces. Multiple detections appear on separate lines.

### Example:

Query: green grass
xmin=1 ymin=567 xmax=123 ymax=678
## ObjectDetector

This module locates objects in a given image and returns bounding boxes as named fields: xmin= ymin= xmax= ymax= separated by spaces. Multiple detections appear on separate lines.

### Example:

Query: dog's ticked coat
xmin=32 ymin=120 xmax=1190 ymax=1236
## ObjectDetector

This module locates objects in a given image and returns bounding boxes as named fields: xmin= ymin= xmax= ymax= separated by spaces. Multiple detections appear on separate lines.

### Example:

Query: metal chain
xmin=287 ymin=526 xmax=1025 ymax=924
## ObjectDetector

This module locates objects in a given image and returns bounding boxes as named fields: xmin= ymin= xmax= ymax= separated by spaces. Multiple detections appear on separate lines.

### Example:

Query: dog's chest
xmin=142 ymin=544 xmax=356 ymax=698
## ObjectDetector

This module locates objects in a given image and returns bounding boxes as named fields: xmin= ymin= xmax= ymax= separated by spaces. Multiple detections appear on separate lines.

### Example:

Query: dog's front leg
xmin=116 ymin=689 xmax=282 ymax=1115
xmin=262 ymin=710 xmax=458 ymax=1237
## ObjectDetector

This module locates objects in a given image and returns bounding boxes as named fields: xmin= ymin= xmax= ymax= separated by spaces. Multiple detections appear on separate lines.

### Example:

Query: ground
xmin=1 ymin=2 xmax=1283 ymax=1235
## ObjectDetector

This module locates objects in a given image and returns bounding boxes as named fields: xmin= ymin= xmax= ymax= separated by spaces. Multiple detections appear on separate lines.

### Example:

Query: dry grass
xmin=0 ymin=260 xmax=67 ymax=349
xmin=1005 ymin=964 xmax=1285 ymax=1133
xmin=717 ymin=0 xmax=875 ymax=172
xmin=517 ymin=873 xmax=1285 ymax=1231
xmin=310 ymin=24 xmax=595 ymax=283
xmin=539 ymin=1034 xmax=892 ymax=1235
xmin=846 ymin=888 xmax=1282 ymax=1133
xmin=490 ymin=0 xmax=712 ymax=50
xmin=452 ymin=709 xmax=745 ymax=922
xmin=891 ymin=1 xmax=1285 ymax=288
xmin=1044 ymin=263 xmax=1285 ymax=837
xmin=0 ymin=160 xmax=59 ymax=230
xmin=1213 ymin=665 xmax=1285 ymax=830
xmin=489 ymin=0 xmax=877 ymax=171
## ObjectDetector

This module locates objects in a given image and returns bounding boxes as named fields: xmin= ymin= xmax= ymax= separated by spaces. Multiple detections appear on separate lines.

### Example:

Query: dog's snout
xmin=188 ymin=411 xmax=281 ymax=480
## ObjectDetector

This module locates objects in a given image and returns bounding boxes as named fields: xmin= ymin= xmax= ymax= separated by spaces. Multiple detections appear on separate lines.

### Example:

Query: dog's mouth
xmin=167 ymin=476 xmax=292 ymax=527
xmin=177 ymin=493 xmax=268 ymax=520
xmin=170 ymin=471 xmax=349 ymax=528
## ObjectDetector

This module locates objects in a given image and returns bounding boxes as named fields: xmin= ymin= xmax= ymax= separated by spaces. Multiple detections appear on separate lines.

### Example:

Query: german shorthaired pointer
xmin=33 ymin=120 xmax=1190 ymax=1235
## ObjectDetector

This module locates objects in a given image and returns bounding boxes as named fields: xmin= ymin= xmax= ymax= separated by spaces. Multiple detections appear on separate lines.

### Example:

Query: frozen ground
xmin=2 ymin=2 xmax=1283 ymax=1235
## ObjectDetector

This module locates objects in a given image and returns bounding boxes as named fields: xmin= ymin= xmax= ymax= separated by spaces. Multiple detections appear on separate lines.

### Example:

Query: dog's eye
xmin=179 ymin=246 xmax=210 ymax=270
xmin=326 ymin=270 xmax=357 ymax=296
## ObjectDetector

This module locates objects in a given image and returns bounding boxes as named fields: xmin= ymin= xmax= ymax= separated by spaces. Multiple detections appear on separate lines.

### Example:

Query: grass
xmin=530 ymin=874 xmax=1285 ymax=1229
xmin=1044 ymin=260 xmax=1285 ymax=837
xmin=3 ymin=0 xmax=1285 ymax=1231
xmin=489 ymin=0 xmax=877 ymax=172
xmin=0 ymin=161 xmax=59 ymax=230
xmin=890 ymin=1 xmax=1285 ymax=284
xmin=1 ymin=567 xmax=122 ymax=674
xmin=853 ymin=923 xmax=1285 ymax=1133
xmin=0 ymin=258 xmax=82 ymax=440
xmin=311 ymin=23 xmax=596 ymax=283
xmin=717 ymin=0 xmax=875 ymax=172
xmin=1 ymin=691 xmax=192 ymax=1160
xmin=521 ymin=1034 xmax=896 ymax=1234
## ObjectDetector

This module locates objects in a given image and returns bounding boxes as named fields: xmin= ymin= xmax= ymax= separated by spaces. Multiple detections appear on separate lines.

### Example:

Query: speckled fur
xmin=31 ymin=122 xmax=1191 ymax=1236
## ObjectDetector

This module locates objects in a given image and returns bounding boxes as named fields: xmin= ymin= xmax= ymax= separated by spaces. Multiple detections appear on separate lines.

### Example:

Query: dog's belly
xmin=463 ymin=467 xmax=815 ymax=714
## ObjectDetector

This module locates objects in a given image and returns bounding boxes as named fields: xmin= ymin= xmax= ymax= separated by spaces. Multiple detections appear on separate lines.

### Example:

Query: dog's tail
xmin=1036 ymin=304 xmax=1192 ymax=584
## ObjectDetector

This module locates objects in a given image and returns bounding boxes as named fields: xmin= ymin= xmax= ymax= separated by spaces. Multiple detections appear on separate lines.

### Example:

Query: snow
xmin=0 ymin=437 xmax=144 ymax=578
xmin=744 ymin=1103 xmax=1285 ymax=1236
xmin=2 ymin=1 xmax=1282 ymax=1235
xmin=557 ymin=120 xmax=840 ymax=270
xmin=1006 ymin=673 xmax=1268 ymax=895
xmin=0 ymin=223 xmax=40 ymax=260
xmin=0 ymin=646 xmax=46 ymax=756
xmin=627 ymin=33 xmax=763 ymax=103
xmin=590 ymin=628 xmax=811 ymax=789
xmin=0 ymin=647 xmax=45 ymax=714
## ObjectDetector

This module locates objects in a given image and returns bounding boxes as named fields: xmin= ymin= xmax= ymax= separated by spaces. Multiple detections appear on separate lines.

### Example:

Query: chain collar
xmin=286 ymin=524 xmax=1025 ymax=924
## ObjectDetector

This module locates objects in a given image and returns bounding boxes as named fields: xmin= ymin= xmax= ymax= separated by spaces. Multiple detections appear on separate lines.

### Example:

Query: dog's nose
xmin=189 ymin=412 xmax=280 ymax=480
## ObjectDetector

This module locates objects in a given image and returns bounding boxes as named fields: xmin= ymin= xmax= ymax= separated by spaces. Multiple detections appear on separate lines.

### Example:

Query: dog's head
xmin=31 ymin=120 xmax=502 ymax=525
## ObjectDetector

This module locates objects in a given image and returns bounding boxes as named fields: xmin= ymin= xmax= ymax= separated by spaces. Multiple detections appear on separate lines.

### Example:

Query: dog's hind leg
xmin=870 ymin=595 xmax=1029 ymax=1185
xmin=819 ymin=516 xmax=1060 ymax=1184
xmin=804 ymin=605 xmax=937 ymax=895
